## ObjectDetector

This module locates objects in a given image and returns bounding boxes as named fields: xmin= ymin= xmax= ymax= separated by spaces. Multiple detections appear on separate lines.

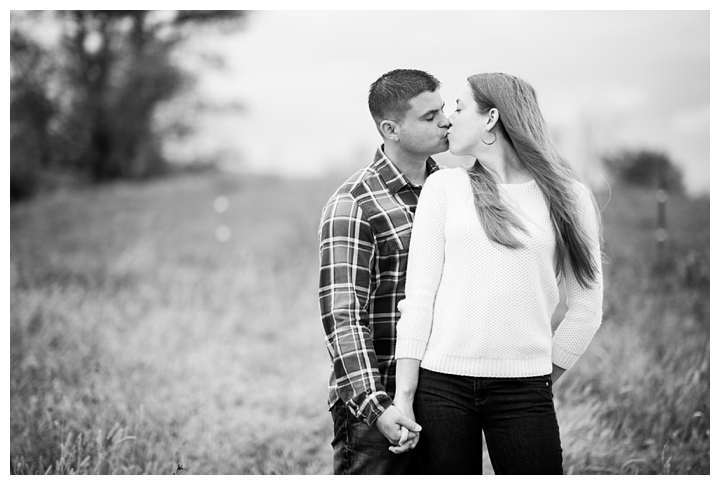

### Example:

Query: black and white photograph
xmin=8 ymin=4 xmax=712 ymax=476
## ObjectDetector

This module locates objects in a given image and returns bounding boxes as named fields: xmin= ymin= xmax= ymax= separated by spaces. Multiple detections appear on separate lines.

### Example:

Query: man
xmin=318 ymin=69 xmax=449 ymax=474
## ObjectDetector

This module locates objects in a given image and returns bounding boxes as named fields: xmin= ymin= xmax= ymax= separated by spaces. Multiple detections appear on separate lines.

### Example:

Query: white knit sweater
xmin=395 ymin=168 xmax=603 ymax=377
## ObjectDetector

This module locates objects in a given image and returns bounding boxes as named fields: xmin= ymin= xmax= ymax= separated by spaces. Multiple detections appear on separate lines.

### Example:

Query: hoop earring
xmin=481 ymin=128 xmax=496 ymax=145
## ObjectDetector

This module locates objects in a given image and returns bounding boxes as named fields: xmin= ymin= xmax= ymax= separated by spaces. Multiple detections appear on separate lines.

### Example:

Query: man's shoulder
xmin=324 ymin=162 xmax=386 ymax=207
xmin=321 ymin=163 xmax=378 ymax=218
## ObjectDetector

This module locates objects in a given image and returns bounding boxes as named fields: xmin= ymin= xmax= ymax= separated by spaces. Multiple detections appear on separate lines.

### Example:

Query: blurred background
xmin=10 ymin=10 xmax=710 ymax=475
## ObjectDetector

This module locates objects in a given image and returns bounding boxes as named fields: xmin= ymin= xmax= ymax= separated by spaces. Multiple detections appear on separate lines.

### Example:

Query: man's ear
xmin=379 ymin=120 xmax=400 ymax=141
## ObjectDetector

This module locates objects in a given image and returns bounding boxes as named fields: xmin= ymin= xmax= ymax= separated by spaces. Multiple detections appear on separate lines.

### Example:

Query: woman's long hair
xmin=466 ymin=73 xmax=602 ymax=288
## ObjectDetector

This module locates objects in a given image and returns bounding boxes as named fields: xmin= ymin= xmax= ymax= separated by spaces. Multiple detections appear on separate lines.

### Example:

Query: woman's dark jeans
xmin=413 ymin=368 xmax=563 ymax=475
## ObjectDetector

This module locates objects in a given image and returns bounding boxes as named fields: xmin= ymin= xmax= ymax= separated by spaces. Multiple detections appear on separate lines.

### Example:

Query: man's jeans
xmin=413 ymin=368 xmax=563 ymax=475
xmin=330 ymin=401 xmax=418 ymax=474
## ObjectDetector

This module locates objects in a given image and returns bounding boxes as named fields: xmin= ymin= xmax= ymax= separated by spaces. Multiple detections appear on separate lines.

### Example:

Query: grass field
xmin=10 ymin=171 xmax=709 ymax=474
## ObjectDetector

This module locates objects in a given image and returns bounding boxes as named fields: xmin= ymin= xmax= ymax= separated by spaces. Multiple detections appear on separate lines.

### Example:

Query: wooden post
xmin=656 ymin=161 xmax=668 ymax=260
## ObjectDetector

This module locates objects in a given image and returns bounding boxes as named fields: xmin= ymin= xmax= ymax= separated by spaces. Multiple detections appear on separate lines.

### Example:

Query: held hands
xmin=375 ymin=404 xmax=421 ymax=454
xmin=390 ymin=397 xmax=420 ymax=454
xmin=389 ymin=359 xmax=422 ymax=453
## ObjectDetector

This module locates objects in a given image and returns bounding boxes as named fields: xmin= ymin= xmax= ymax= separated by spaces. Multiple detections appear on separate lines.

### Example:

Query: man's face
xmin=396 ymin=90 xmax=450 ymax=157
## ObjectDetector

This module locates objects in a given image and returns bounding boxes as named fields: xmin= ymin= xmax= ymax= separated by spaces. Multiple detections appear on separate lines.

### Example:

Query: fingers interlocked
xmin=389 ymin=426 xmax=420 ymax=454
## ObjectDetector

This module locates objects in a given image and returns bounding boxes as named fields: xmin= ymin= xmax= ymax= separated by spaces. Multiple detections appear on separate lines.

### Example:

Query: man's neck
xmin=383 ymin=144 xmax=430 ymax=186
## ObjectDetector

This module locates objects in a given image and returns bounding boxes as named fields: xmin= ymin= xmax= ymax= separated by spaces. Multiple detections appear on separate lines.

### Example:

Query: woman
xmin=391 ymin=73 xmax=604 ymax=474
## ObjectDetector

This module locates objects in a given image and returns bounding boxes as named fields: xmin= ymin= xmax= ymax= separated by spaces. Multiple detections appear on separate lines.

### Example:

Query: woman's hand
xmin=390 ymin=358 xmax=423 ymax=454
xmin=376 ymin=404 xmax=420 ymax=451
xmin=389 ymin=396 xmax=420 ymax=454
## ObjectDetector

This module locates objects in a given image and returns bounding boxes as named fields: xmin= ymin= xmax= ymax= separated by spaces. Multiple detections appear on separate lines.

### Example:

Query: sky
xmin=11 ymin=8 xmax=711 ymax=195
xmin=173 ymin=9 xmax=710 ymax=195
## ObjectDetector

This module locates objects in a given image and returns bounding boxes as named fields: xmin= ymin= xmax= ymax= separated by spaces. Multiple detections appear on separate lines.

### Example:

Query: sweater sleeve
xmin=396 ymin=173 xmax=447 ymax=361
xmin=552 ymin=183 xmax=604 ymax=370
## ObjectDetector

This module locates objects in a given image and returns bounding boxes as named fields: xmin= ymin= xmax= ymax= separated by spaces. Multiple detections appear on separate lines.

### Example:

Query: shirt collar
xmin=373 ymin=145 xmax=441 ymax=194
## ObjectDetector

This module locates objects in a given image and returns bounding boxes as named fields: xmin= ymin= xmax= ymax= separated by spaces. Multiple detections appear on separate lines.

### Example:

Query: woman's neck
xmin=475 ymin=139 xmax=532 ymax=184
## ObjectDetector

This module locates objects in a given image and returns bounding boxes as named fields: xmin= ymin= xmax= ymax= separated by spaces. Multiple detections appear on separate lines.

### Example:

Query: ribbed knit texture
xmin=395 ymin=168 xmax=603 ymax=377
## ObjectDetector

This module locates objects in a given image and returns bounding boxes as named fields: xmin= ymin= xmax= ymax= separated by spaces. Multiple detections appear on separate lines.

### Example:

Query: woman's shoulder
xmin=423 ymin=167 xmax=470 ymax=199
xmin=568 ymin=179 xmax=598 ymax=220
xmin=569 ymin=179 xmax=594 ymax=201
xmin=426 ymin=166 xmax=469 ymax=187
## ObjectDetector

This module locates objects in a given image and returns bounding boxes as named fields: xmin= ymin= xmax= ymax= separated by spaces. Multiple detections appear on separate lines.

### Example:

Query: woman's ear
xmin=486 ymin=108 xmax=500 ymax=131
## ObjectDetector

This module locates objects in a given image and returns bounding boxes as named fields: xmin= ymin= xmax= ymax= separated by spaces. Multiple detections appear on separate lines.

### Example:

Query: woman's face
xmin=447 ymin=83 xmax=488 ymax=157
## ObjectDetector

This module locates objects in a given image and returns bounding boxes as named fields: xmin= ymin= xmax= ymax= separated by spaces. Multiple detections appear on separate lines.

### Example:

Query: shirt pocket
xmin=357 ymin=195 xmax=414 ymax=254
xmin=375 ymin=226 xmax=412 ymax=253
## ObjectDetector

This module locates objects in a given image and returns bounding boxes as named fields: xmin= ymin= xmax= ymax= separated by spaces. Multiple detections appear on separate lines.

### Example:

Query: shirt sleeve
xmin=396 ymin=174 xmax=447 ymax=361
xmin=552 ymin=183 xmax=604 ymax=370
xmin=318 ymin=193 xmax=393 ymax=426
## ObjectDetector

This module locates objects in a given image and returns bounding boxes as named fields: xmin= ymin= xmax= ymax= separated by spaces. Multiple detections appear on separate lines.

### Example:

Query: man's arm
xmin=318 ymin=193 xmax=393 ymax=426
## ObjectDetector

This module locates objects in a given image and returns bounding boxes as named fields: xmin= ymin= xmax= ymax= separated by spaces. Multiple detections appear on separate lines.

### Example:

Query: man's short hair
xmin=368 ymin=69 xmax=441 ymax=125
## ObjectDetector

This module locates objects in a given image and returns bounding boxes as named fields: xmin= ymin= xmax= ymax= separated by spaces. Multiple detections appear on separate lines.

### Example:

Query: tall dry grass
xmin=10 ymin=172 xmax=709 ymax=474
xmin=553 ymin=186 xmax=709 ymax=474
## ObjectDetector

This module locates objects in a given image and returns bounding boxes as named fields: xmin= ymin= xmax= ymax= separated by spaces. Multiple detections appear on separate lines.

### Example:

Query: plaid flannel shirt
xmin=318 ymin=146 xmax=441 ymax=426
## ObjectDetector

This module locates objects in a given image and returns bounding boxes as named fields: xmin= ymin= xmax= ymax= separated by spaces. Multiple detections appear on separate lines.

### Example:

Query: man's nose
xmin=439 ymin=113 xmax=450 ymax=128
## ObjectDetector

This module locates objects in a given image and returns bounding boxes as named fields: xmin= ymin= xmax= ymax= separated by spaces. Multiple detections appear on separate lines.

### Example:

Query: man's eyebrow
xmin=420 ymin=103 xmax=445 ymax=118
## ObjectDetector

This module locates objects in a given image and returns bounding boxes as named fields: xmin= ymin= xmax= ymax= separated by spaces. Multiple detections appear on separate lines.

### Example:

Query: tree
xmin=602 ymin=149 xmax=685 ymax=194
xmin=10 ymin=10 xmax=246 ymax=197
xmin=10 ymin=27 xmax=58 ymax=199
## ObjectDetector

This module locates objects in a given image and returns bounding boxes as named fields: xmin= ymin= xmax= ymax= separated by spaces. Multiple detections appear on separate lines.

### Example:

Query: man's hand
xmin=375 ymin=405 xmax=421 ymax=453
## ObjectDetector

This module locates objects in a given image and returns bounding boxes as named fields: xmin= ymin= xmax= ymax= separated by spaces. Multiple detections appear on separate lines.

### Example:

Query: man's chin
xmin=436 ymin=139 xmax=450 ymax=154
xmin=419 ymin=140 xmax=450 ymax=157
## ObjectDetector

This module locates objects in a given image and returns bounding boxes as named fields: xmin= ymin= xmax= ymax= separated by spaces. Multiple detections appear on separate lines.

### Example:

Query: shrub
xmin=602 ymin=149 xmax=685 ymax=194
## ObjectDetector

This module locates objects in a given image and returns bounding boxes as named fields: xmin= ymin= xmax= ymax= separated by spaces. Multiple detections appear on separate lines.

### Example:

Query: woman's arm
xmin=552 ymin=183 xmax=604 ymax=371
xmin=395 ymin=174 xmax=448 ymax=362
xmin=389 ymin=358 xmax=422 ymax=454
xmin=391 ymin=172 xmax=449 ymax=454
xmin=395 ymin=358 xmax=421 ymax=404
